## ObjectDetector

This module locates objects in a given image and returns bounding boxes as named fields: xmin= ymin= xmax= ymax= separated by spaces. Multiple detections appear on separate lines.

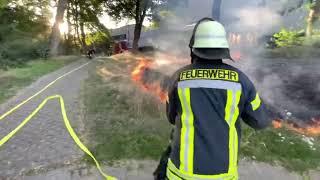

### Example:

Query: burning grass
xmin=131 ymin=59 xmax=169 ymax=102
xmin=82 ymin=55 xmax=171 ymax=164
xmin=82 ymin=53 xmax=320 ymax=173
xmin=273 ymin=118 xmax=320 ymax=137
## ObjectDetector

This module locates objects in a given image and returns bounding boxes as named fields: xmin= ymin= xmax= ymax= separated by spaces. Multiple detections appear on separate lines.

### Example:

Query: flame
xmin=228 ymin=33 xmax=258 ymax=46
xmin=131 ymin=59 xmax=168 ymax=103
xmin=272 ymin=119 xmax=283 ymax=129
xmin=131 ymin=58 xmax=152 ymax=82
xmin=272 ymin=118 xmax=320 ymax=136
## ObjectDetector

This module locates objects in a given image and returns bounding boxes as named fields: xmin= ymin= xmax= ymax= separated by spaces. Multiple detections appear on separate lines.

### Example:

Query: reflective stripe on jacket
xmin=166 ymin=61 xmax=269 ymax=180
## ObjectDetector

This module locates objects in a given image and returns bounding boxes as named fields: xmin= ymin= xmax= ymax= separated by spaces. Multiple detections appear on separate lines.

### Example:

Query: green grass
xmin=82 ymin=59 xmax=171 ymax=165
xmin=240 ymin=125 xmax=320 ymax=173
xmin=0 ymin=56 xmax=79 ymax=104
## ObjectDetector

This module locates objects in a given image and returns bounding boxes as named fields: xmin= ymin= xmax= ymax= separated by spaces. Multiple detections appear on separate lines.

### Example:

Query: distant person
xmin=154 ymin=18 xmax=270 ymax=180
xmin=87 ymin=48 xmax=96 ymax=59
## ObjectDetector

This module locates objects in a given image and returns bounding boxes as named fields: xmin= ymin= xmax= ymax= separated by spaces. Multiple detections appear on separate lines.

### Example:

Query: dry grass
xmin=82 ymin=55 xmax=171 ymax=164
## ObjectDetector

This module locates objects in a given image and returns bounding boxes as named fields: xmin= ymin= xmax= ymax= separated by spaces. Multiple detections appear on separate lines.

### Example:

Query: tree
xmin=105 ymin=0 xmax=167 ymax=50
xmin=64 ymin=0 xmax=106 ymax=53
xmin=49 ymin=0 xmax=68 ymax=56
xmin=212 ymin=0 xmax=222 ymax=21
xmin=306 ymin=0 xmax=320 ymax=36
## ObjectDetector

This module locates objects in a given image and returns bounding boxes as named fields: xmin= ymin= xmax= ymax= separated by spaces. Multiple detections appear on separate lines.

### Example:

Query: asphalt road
xmin=0 ymin=59 xmax=92 ymax=179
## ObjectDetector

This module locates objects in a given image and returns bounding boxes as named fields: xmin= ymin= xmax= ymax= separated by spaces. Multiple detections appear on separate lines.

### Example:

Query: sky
xmin=99 ymin=13 xmax=152 ymax=29
xmin=99 ymin=14 xmax=135 ymax=29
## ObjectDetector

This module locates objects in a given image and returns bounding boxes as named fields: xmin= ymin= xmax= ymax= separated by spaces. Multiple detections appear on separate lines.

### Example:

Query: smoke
xmin=207 ymin=0 xmax=320 ymax=122
xmin=229 ymin=7 xmax=282 ymax=34
xmin=247 ymin=60 xmax=320 ymax=122
xmin=142 ymin=0 xmax=320 ymax=123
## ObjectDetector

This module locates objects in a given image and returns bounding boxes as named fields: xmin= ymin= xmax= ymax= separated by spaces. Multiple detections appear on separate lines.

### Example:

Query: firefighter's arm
xmin=166 ymin=75 xmax=178 ymax=125
xmin=241 ymin=81 xmax=270 ymax=130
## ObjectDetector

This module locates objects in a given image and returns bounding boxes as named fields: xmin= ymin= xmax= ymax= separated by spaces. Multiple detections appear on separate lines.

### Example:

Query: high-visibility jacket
xmin=166 ymin=61 xmax=270 ymax=180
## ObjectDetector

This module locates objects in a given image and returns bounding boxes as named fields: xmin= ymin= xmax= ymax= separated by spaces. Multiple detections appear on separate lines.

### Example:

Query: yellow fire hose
xmin=0 ymin=62 xmax=117 ymax=180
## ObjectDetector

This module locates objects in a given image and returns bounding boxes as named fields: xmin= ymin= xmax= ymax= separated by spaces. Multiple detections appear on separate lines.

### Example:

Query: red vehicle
xmin=113 ymin=40 xmax=129 ymax=54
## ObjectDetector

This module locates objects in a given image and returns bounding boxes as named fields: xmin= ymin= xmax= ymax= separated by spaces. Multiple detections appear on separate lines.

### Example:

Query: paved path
xmin=22 ymin=159 xmax=319 ymax=180
xmin=0 ymin=59 xmax=93 ymax=179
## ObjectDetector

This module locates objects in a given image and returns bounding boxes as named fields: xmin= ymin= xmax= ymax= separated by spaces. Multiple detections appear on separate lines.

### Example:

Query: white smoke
xmin=229 ymin=7 xmax=282 ymax=34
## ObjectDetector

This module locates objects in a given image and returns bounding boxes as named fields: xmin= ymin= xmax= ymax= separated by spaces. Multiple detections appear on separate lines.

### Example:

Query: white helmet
xmin=189 ymin=18 xmax=232 ymax=60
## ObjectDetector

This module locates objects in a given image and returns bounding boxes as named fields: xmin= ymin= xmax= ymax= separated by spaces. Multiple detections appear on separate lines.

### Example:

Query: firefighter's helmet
xmin=189 ymin=17 xmax=233 ymax=60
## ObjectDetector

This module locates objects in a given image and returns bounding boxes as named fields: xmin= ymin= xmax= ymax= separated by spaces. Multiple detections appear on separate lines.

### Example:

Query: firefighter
xmin=154 ymin=17 xmax=270 ymax=180
xmin=87 ymin=48 xmax=96 ymax=59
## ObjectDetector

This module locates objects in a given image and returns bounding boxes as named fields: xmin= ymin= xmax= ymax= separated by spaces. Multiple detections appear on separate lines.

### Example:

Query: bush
xmin=0 ymin=38 xmax=49 ymax=69
xmin=0 ymin=6 xmax=50 ymax=69
xmin=273 ymin=29 xmax=303 ymax=47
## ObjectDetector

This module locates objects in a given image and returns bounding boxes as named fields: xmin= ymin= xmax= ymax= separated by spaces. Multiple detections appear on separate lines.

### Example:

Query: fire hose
xmin=0 ymin=61 xmax=117 ymax=180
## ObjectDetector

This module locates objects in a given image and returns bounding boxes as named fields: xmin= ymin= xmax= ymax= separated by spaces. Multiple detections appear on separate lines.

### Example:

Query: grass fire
xmin=129 ymin=54 xmax=320 ymax=139
xmin=273 ymin=118 xmax=320 ymax=137
xmin=131 ymin=58 xmax=169 ymax=103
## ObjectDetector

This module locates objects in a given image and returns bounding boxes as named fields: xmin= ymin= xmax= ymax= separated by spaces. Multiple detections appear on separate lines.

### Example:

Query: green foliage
xmin=64 ymin=0 xmax=110 ymax=52
xmin=74 ymin=0 xmax=106 ymax=32
xmin=0 ymin=0 xmax=10 ymax=8
xmin=158 ymin=10 xmax=176 ymax=19
xmin=107 ymin=0 xmax=176 ymax=25
xmin=273 ymin=29 xmax=303 ymax=47
xmin=0 ymin=5 xmax=50 ymax=69
xmin=308 ymin=0 xmax=319 ymax=9
xmin=146 ymin=21 xmax=160 ymax=30
xmin=85 ymin=31 xmax=112 ymax=53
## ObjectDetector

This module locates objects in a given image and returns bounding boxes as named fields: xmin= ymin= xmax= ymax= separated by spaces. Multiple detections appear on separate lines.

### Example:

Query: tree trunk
xmin=212 ymin=0 xmax=222 ymax=21
xmin=73 ymin=1 xmax=81 ymax=47
xmin=133 ymin=22 xmax=142 ymax=50
xmin=79 ymin=3 xmax=87 ymax=50
xmin=132 ymin=0 xmax=141 ymax=51
xmin=49 ymin=0 xmax=68 ymax=56
xmin=307 ymin=9 xmax=316 ymax=36
xmin=67 ymin=2 xmax=72 ymax=42
xmin=80 ymin=21 xmax=87 ymax=50
xmin=132 ymin=0 xmax=149 ymax=51
xmin=65 ymin=2 xmax=73 ymax=54
xmin=306 ymin=1 xmax=320 ymax=37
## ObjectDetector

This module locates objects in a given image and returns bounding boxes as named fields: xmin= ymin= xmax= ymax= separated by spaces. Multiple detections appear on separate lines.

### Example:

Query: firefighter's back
xmin=167 ymin=61 xmax=268 ymax=180
xmin=164 ymin=18 xmax=270 ymax=180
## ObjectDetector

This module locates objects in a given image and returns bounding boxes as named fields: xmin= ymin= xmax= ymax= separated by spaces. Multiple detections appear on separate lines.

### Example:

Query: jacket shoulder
xmin=171 ymin=64 xmax=193 ymax=81
xmin=223 ymin=64 xmax=252 ymax=85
